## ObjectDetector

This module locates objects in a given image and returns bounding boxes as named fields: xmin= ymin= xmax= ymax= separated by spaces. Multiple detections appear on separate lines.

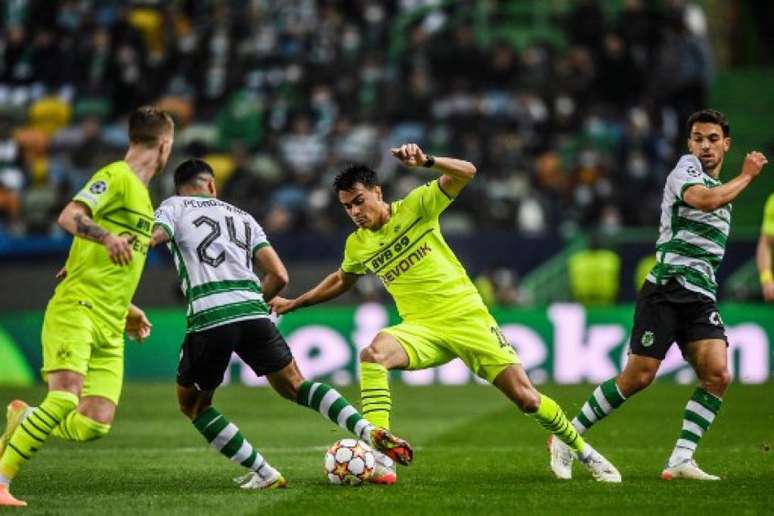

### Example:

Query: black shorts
xmin=177 ymin=317 xmax=293 ymax=390
xmin=629 ymin=279 xmax=727 ymax=360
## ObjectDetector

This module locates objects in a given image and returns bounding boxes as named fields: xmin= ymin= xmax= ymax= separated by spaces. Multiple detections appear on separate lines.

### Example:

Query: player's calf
xmin=50 ymin=410 xmax=111 ymax=442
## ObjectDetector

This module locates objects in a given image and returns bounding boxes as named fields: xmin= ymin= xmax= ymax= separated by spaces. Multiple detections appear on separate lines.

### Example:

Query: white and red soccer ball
xmin=324 ymin=439 xmax=375 ymax=485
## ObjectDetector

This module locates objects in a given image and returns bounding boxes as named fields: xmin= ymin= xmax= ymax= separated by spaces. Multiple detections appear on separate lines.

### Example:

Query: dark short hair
xmin=333 ymin=164 xmax=379 ymax=192
xmin=129 ymin=106 xmax=174 ymax=146
xmin=686 ymin=109 xmax=730 ymax=137
xmin=174 ymin=159 xmax=213 ymax=191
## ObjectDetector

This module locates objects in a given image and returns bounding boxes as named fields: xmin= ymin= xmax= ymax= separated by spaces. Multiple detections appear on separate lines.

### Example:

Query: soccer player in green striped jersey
xmin=0 ymin=107 xmax=174 ymax=507
xmin=549 ymin=109 xmax=769 ymax=481
xmin=151 ymin=159 xmax=412 ymax=490
xmin=272 ymin=144 xmax=621 ymax=484
xmin=756 ymin=192 xmax=774 ymax=301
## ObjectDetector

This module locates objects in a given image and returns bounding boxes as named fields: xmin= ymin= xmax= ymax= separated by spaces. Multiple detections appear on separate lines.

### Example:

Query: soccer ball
xmin=324 ymin=439 xmax=375 ymax=485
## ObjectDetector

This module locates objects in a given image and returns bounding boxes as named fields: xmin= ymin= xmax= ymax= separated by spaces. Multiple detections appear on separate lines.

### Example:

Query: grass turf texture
xmin=0 ymin=383 xmax=771 ymax=515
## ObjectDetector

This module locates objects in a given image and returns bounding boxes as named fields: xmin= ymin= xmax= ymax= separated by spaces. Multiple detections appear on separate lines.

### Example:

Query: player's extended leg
xmin=357 ymin=333 xmax=414 ymax=484
xmin=49 ymin=335 xmax=124 ymax=443
xmin=0 ymin=371 xmax=82 ymax=507
xmin=178 ymin=385 xmax=287 ymax=490
xmin=553 ymin=276 xmax=678 ymax=478
xmin=574 ymin=354 xmax=660 ymax=434
xmin=549 ymin=354 xmax=659 ymax=479
xmin=494 ymin=365 xmax=621 ymax=482
xmin=358 ymin=333 xmax=410 ymax=431
xmin=662 ymin=339 xmax=728 ymax=481
xmin=266 ymin=358 xmax=413 ymax=466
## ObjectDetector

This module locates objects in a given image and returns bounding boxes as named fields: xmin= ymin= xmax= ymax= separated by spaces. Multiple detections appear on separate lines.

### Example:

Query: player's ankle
xmin=668 ymin=449 xmax=693 ymax=467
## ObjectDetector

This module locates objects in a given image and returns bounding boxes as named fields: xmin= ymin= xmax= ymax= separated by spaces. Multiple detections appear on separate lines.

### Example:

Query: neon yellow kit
xmin=341 ymin=179 xmax=519 ymax=381
xmin=42 ymin=161 xmax=153 ymax=403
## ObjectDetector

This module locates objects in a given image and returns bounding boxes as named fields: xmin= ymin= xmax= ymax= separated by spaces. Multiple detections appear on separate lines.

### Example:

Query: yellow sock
xmin=51 ymin=411 xmax=111 ymax=442
xmin=0 ymin=390 xmax=78 ymax=480
xmin=359 ymin=362 xmax=391 ymax=430
xmin=531 ymin=394 xmax=585 ymax=454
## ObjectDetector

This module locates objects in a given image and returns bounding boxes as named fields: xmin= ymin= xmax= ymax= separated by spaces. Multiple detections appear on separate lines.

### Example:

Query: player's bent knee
xmin=621 ymin=369 xmax=656 ymax=395
xmin=636 ymin=371 xmax=656 ymax=390
xmin=516 ymin=395 xmax=540 ymax=414
xmin=179 ymin=401 xmax=208 ymax=420
xmin=271 ymin=378 xmax=299 ymax=401
xmin=178 ymin=397 xmax=208 ymax=420
xmin=702 ymin=367 xmax=731 ymax=392
xmin=516 ymin=391 xmax=541 ymax=413
xmin=359 ymin=345 xmax=382 ymax=364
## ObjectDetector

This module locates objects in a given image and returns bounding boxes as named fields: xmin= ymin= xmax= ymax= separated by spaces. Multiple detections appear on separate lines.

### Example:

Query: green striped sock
xmin=571 ymin=378 xmax=627 ymax=434
xmin=668 ymin=388 xmax=722 ymax=465
xmin=192 ymin=407 xmax=273 ymax=477
xmin=297 ymin=381 xmax=373 ymax=441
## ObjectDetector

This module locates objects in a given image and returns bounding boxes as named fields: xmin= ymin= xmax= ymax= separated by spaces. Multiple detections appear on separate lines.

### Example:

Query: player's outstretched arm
xmin=683 ymin=151 xmax=768 ymax=212
xmin=391 ymin=143 xmax=476 ymax=197
xmin=271 ymin=269 xmax=359 ymax=315
xmin=254 ymin=246 xmax=289 ymax=302
xmin=57 ymin=201 xmax=134 ymax=265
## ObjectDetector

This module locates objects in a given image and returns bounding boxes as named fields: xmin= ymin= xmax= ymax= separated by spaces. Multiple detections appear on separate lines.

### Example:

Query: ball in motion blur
xmin=324 ymin=439 xmax=375 ymax=485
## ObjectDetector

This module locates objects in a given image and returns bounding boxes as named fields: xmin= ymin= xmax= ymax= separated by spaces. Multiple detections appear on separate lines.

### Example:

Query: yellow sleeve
xmin=763 ymin=194 xmax=774 ymax=236
xmin=73 ymin=167 xmax=125 ymax=219
xmin=340 ymin=234 xmax=367 ymax=275
xmin=402 ymin=180 xmax=454 ymax=220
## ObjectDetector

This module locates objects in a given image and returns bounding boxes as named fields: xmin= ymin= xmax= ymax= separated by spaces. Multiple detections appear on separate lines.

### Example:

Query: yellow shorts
xmin=381 ymin=308 xmax=520 ymax=382
xmin=41 ymin=300 xmax=124 ymax=405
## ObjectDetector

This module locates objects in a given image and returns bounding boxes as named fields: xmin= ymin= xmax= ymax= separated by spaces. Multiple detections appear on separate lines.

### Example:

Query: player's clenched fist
xmin=270 ymin=296 xmax=298 ymax=315
xmin=742 ymin=151 xmax=768 ymax=177
xmin=391 ymin=143 xmax=428 ymax=167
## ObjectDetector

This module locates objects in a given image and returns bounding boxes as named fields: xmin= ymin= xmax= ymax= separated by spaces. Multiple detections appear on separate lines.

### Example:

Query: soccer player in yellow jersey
xmin=0 ymin=107 xmax=174 ymax=507
xmin=757 ymin=192 xmax=774 ymax=302
xmin=272 ymin=143 xmax=621 ymax=484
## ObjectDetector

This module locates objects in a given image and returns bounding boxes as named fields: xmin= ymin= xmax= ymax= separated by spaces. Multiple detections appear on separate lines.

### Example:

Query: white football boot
xmin=369 ymin=450 xmax=397 ymax=485
xmin=661 ymin=459 xmax=720 ymax=481
xmin=234 ymin=467 xmax=287 ymax=490
xmin=576 ymin=443 xmax=622 ymax=483
xmin=547 ymin=435 xmax=574 ymax=480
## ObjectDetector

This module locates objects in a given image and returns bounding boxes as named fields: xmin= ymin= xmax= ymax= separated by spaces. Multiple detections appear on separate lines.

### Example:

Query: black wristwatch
xmin=423 ymin=155 xmax=435 ymax=168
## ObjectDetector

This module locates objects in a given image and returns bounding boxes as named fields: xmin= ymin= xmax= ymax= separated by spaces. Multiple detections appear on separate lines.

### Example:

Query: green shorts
xmin=381 ymin=308 xmax=520 ymax=382
xmin=41 ymin=300 xmax=124 ymax=405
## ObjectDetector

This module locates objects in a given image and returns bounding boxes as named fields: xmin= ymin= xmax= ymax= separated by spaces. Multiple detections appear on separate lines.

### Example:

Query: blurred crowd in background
xmin=0 ymin=0 xmax=718 ymax=239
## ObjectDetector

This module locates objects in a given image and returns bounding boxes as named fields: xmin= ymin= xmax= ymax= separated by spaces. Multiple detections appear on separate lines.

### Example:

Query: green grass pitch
xmin=0 ymin=383 xmax=772 ymax=515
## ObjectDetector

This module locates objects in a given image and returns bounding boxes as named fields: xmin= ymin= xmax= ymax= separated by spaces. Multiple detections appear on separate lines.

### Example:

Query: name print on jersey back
xmin=155 ymin=196 xmax=271 ymax=332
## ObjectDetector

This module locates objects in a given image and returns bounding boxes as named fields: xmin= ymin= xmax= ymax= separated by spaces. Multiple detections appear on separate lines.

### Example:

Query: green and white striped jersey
xmin=647 ymin=154 xmax=731 ymax=300
xmin=155 ymin=196 xmax=271 ymax=333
